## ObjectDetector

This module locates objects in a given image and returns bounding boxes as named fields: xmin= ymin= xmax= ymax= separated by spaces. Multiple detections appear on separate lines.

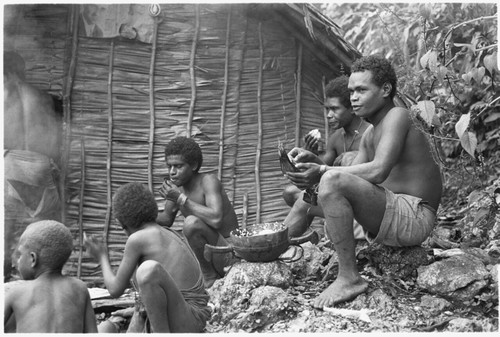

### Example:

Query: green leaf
xmin=484 ymin=112 xmax=500 ymax=124
xmin=461 ymin=72 xmax=472 ymax=85
xmin=460 ymin=131 xmax=477 ymax=157
xmin=471 ymin=67 xmax=485 ymax=83
xmin=416 ymin=100 xmax=436 ymax=126
xmin=483 ymin=53 xmax=498 ymax=75
xmin=455 ymin=113 xmax=471 ymax=139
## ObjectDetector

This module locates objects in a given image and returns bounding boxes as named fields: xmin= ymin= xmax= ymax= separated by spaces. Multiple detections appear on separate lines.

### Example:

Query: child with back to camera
xmin=4 ymin=220 xmax=98 ymax=333
xmin=84 ymin=182 xmax=211 ymax=333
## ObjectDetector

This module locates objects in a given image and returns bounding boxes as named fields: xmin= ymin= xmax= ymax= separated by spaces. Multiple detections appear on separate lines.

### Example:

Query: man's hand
xmin=288 ymin=147 xmax=320 ymax=164
xmin=84 ymin=233 xmax=106 ymax=261
xmin=159 ymin=178 xmax=182 ymax=202
xmin=304 ymin=132 xmax=320 ymax=155
xmin=285 ymin=162 xmax=322 ymax=190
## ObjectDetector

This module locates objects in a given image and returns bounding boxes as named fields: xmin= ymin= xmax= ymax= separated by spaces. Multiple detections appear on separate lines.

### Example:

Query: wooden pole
xmin=60 ymin=5 xmax=80 ymax=223
xmin=218 ymin=7 xmax=231 ymax=181
xmin=77 ymin=138 xmax=85 ymax=279
xmin=230 ymin=15 xmax=247 ymax=206
xmin=242 ymin=192 xmax=248 ymax=229
xmin=104 ymin=41 xmax=115 ymax=245
xmin=295 ymin=42 xmax=303 ymax=148
xmin=147 ymin=18 xmax=160 ymax=191
xmin=322 ymin=76 xmax=329 ymax=144
xmin=255 ymin=22 xmax=264 ymax=224
xmin=187 ymin=4 xmax=200 ymax=138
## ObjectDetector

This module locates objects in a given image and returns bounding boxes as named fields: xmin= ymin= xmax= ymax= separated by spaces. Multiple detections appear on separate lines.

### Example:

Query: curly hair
xmin=112 ymin=182 xmax=158 ymax=229
xmin=20 ymin=220 xmax=73 ymax=271
xmin=325 ymin=75 xmax=351 ymax=109
xmin=351 ymin=55 xmax=397 ymax=98
xmin=164 ymin=137 xmax=203 ymax=172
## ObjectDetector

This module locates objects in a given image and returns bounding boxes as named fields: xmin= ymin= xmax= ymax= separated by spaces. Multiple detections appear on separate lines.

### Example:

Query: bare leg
xmin=282 ymin=184 xmax=301 ymax=207
xmin=183 ymin=215 xmax=221 ymax=288
xmin=313 ymin=170 xmax=386 ymax=308
xmin=135 ymin=260 xmax=203 ymax=332
xmin=284 ymin=191 xmax=322 ymax=237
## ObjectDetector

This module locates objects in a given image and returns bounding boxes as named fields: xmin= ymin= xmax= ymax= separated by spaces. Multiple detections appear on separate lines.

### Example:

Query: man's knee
xmin=183 ymin=215 xmax=205 ymax=238
xmin=318 ymin=170 xmax=350 ymax=201
xmin=136 ymin=260 xmax=162 ymax=286
xmin=283 ymin=185 xmax=300 ymax=207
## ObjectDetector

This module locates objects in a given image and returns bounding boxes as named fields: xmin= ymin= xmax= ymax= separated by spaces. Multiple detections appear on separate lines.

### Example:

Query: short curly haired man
xmin=158 ymin=136 xmax=238 ymax=288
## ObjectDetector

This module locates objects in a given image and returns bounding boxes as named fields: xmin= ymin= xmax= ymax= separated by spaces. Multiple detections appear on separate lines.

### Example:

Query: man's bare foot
xmin=312 ymin=276 xmax=368 ymax=309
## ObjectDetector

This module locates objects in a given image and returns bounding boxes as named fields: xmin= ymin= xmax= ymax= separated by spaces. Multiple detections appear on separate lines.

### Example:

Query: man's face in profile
xmin=83 ymin=5 xmax=100 ymax=24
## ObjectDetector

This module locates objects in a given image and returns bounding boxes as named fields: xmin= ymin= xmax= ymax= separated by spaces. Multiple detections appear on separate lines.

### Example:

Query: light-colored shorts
xmin=364 ymin=187 xmax=436 ymax=247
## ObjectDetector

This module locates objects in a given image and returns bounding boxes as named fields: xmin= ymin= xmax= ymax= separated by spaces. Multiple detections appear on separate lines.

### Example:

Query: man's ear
xmin=192 ymin=162 xmax=199 ymax=172
xmin=30 ymin=252 xmax=38 ymax=268
xmin=382 ymin=82 xmax=392 ymax=98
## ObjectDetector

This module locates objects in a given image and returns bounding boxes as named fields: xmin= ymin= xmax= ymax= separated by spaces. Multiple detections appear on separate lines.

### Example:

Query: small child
xmin=84 ymin=182 xmax=211 ymax=333
xmin=3 ymin=220 xmax=98 ymax=333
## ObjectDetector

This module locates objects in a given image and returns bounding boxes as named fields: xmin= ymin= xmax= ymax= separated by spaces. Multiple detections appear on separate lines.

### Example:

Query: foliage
xmin=323 ymin=3 xmax=499 ymax=167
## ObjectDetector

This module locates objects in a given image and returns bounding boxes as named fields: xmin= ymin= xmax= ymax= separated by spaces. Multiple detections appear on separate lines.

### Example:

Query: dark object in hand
xmin=303 ymin=185 xmax=318 ymax=205
xmin=278 ymin=143 xmax=299 ymax=175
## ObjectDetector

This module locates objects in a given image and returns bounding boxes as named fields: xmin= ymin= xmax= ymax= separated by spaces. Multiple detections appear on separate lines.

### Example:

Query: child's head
xmin=113 ymin=182 xmax=158 ymax=230
xmin=351 ymin=55 xmax=397 ymax=98
xmin=325 ymin=75 xmax=351 ymax=109
xmin=164 ymin=137 xmax=203 ymax=172
xmin=17 ymin=220 xmax=73 ymax=278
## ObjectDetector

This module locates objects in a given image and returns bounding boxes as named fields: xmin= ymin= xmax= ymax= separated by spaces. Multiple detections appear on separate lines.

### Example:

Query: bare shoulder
xmin=4 ymin=280 xmax=31 ymax=297
xmin=201 ymin=172 xmax=222 ymax=188
xmin=65 ymin=276 xmax=90 ymax=292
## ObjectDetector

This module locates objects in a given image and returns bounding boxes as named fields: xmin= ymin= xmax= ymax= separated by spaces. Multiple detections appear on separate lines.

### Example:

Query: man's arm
xmin=181 ymin=175 xmax=225 ymax=229
xmin=321 ymin=132 xmax=340 ymax=166
xmin=156 ymin=200 xmax=178 ymax=227
xmin=327 ymin=108 xmax=410 ymax=183
xmin=288 ymin=109 xmax=410 ymax=188
xmin=85 ymin=234 xmax=141 ymax=298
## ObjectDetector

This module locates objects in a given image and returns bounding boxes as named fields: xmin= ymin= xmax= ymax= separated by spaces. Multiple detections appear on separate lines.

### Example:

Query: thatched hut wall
xmin=4 ymin=3 xmax=359 ymax=284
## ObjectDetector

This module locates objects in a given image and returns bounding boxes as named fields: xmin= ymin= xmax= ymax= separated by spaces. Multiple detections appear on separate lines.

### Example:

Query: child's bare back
xmin=5 ymin=275 xmax=96 ymax=333
xmin=4 ymin=220 xmax=97 ymax=333
xmin=131 ymin=224 xmax=201 ymax=288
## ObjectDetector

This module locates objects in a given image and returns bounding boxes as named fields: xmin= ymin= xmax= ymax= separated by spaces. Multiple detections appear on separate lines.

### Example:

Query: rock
xmin=357 ymin=243 xmax=429 ymax=279
xmin=447 ymin=317 xmax=495 ymax=332
xmin=231 ymin=286 xmax=296 ymax=331
xmin=485 ymin=239 xmax=500 ymax=263
xmin=489 ymin=264 xmax=498 ymax=286
xmin=288 ymin=242 xmax=330 ymax=278
xmin=207 ymin=261 xmax=293 ymax=325
xmin=433 ymin=247 xmax=493 ymax=265
xmin=417 ymin=254 xmax=490 ymax=301
xmin=350 ymin=289 xmax=393 ymax=311
xmin=420 ymin=294 xmax=452 ymax=314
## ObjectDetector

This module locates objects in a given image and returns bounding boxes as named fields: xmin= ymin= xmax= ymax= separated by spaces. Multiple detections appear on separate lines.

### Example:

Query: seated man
xmin=157 ymin=137 xmax=238 ymax=288
xmin=4 ymin=220 xmax=97 ymax=333
xmin=84 ymin=182 xmax=211 ymax=333
xmin=285 ymin=55 xmax=442 ymax=309
xmin=283 ymin=76 xmax=369 ymax=238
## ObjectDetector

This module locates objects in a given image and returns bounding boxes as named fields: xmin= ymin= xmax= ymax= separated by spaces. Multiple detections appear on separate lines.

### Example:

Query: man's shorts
xmin=363 ymin=186 xmax=436 ymax=247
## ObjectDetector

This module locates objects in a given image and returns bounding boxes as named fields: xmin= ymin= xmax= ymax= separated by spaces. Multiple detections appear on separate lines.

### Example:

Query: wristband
xmin=320 ymin=165 xmax=327 ymax=175
xmin=177 ymin=193 xmax=188 ymax=207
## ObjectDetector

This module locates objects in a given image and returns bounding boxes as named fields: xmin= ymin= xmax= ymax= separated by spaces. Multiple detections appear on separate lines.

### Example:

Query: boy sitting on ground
xmin=4 ymin=220 xmax=98 ymax=333
xmin=84 ymin=182 xmax=211 ymax=333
